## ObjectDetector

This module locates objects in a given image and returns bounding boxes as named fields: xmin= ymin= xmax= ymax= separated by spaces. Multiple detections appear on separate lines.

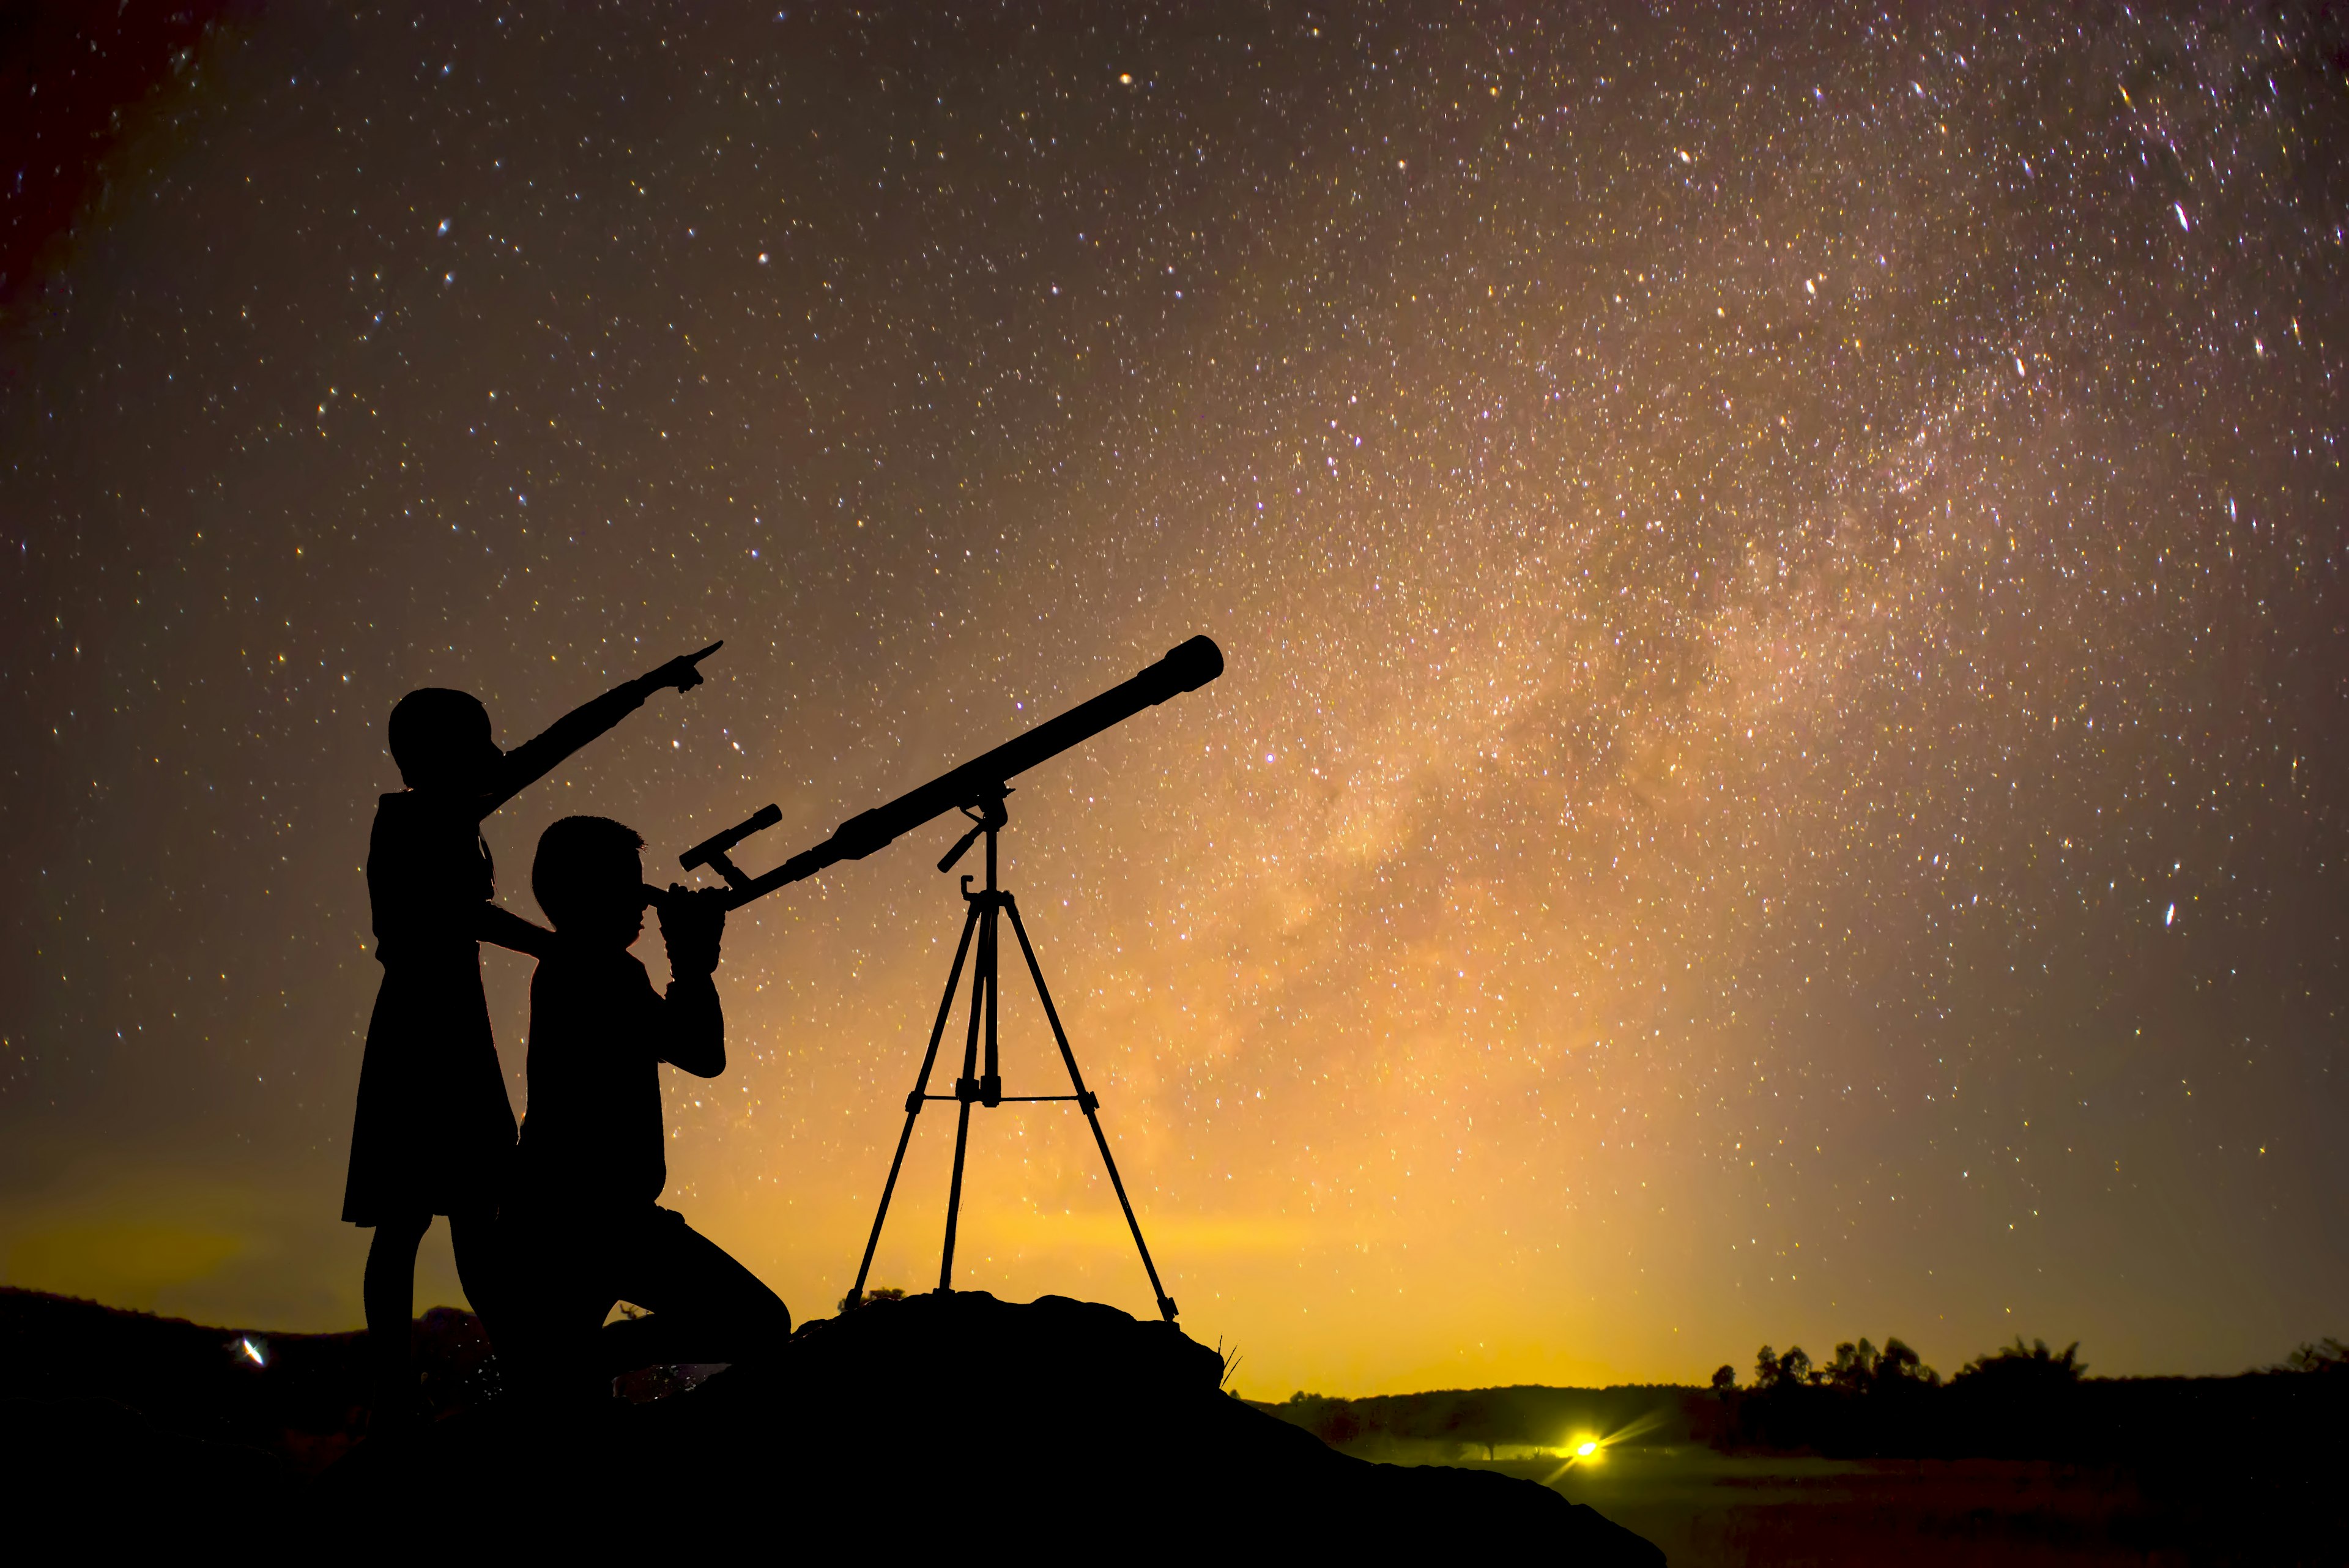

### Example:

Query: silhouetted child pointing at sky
xmin=502 ymin=814 xmax=792 ymax=1405
xmin=344 ymin=642 xmax=719 ymax=1430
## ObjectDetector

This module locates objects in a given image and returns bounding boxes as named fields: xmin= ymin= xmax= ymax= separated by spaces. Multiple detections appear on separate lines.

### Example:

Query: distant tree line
xmin=1263 ymin=1332 xmax=2349 ymax=1465
xmin=1721 ymin=1335 xmax=2084 ymax=1455
xmin=1710 ymin=1331 xmax=2349 ymax=1462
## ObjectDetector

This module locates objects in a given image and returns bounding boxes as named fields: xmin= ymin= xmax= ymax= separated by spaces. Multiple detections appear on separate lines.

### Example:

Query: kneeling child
xmin=503 ymin=814 xmax=792 ymax=1402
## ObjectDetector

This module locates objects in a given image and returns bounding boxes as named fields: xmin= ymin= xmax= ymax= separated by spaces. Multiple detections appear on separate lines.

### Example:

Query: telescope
xmin=677 ymin=634 xmax=1223 ymax=904
xmin=675 ymin=633 xmax=1225 ymax=1325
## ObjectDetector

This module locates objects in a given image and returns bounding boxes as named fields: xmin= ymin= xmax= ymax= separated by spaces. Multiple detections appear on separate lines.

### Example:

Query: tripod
xmin=843 ymin=785 xmax=1178 ymax=1323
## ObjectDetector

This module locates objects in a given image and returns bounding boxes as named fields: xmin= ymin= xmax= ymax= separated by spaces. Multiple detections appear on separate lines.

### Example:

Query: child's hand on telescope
xmin=640 ymin=641 xmax=723 ymax=696
xmin=658 ymin=885 xmax=728 ymax=978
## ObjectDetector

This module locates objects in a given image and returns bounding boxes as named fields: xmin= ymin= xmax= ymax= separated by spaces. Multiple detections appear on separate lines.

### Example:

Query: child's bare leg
xmin=363 ymin=1211 xmax=431 ymax=1430
xmin=447 ymin=1205 xmax=505 ymax=1346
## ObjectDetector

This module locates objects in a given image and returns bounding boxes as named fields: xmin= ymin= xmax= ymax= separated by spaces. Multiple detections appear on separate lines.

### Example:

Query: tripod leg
xmin=939 ymin=1100 xmax=976 ymax=1294
xmin=981 ymin=825 xmax=1001 ymax=1104
xmin=847 ymin=901 xmax=981 ymax=1312
xmin=938 ymin=901 xmax=992 ymax=1293
xmin=1003 ymin=898 xmax=1179 ymax=1323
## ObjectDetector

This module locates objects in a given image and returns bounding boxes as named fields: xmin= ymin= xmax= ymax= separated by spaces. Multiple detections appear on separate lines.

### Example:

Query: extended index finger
xmin=685 ymin=639 xmax=724 ymax=666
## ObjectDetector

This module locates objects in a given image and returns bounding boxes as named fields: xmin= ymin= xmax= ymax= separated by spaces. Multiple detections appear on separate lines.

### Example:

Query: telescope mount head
xmin=935 ymin=784 xmax=1010 ymax=875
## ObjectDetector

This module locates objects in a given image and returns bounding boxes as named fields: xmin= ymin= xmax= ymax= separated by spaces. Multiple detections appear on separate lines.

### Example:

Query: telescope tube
xmin=710 ymin=634 xmax=1222 ymax=907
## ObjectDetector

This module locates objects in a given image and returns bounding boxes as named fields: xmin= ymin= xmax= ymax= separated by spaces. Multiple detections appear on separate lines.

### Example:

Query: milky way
xmin=2 ymin=4 xmax=2343 ymax=1394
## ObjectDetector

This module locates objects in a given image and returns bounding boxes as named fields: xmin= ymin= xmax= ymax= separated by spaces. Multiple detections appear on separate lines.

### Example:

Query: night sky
xmin=2 ymin=3 xmax=2343 ymax=1398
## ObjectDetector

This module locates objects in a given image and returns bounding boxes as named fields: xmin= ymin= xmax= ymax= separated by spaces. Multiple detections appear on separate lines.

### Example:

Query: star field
xmin=1 ymin=3 xmax=2343 ymax=1395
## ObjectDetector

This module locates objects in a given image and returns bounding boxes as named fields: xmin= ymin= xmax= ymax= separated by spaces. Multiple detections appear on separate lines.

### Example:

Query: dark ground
xmin=9 ymin=1285 xmax=2342 ymax=1560
xmin=1337 ymin=1446 xmax=2344 ymax=1567
xmin=0 ymin=1287 xmax=1660 ymax=1558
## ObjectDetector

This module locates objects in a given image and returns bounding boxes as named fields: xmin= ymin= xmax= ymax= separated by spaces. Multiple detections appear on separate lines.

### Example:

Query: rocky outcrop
xmin=321 ymin=1290 xmax=1664 ymax=1559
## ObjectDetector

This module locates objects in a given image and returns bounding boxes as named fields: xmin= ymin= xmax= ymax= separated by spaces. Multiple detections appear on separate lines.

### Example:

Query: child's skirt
xmin=343 ymin=944 xmax=517 ymax=1224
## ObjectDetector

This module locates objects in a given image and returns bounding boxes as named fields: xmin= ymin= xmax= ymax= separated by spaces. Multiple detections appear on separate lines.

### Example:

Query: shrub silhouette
xmin=1754 ymin=1345 xmax=1811 ymax=1389
xmin=1732 ymin=1334 xmax=1946 ymax=1454
xmin=1876 ymin=1337 xmax=1939 ymax=1388
xmin=1827 ymin=1338 xmax=1877 ymax=1392
xmin=1954 ymin=1337 xmax=2086 ymax=1391
xmin=2281 ymin=1337 xmax=2347 ymax=1375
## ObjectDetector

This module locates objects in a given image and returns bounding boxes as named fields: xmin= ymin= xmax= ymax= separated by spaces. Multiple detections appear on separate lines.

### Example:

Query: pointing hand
xmin=644 ymin=641 xmax=723 ymax=696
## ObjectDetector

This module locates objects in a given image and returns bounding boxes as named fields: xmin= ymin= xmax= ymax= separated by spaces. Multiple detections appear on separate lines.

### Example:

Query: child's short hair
xmin=533 ymin=816 xmax=645 ymax=931
xmin=387 ymin=688 xmax=491 ymax=787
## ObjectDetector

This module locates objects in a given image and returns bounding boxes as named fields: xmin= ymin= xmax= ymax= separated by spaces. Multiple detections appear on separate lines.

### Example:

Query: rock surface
xmin=322 ymin=1290 xmax=1664 ymax=1558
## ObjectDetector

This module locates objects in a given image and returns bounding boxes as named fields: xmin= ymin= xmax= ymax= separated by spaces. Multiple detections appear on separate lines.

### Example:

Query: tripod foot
xmin=1157 ymin=1296 xmax=1179 ymax=1322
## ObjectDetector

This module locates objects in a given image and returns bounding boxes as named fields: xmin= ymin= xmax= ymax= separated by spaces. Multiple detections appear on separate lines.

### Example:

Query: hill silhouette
xmin=0 ymin=1285 xmax=497 ymax=1480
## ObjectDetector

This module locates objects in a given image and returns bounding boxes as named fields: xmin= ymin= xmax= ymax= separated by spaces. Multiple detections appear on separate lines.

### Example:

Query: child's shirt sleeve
xmin=478 ymin=679 xmax=648 ymax=817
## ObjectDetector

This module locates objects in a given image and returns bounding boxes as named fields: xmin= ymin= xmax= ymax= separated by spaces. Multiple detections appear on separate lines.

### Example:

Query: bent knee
xmin=734 ymin=1286 xmax=792 ymax=1345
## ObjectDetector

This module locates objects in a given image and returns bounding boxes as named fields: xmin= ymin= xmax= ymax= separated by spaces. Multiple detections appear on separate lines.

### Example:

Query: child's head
xmin=533 ymin=816 xmax=647 ymax=948
xmin=388 ymin=688 xmax=500 ymax=792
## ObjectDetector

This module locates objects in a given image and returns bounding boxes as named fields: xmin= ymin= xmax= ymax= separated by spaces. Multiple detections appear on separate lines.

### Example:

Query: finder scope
xmin=680 ymin=634 xmax=1223 ymax=905
xmin=679 ymin=802 xmax=780 ymax=873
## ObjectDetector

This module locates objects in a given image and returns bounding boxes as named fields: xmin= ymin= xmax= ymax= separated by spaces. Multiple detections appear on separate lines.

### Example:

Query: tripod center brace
xmin=674 ymin=637 xmax=1222 ymax=1323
